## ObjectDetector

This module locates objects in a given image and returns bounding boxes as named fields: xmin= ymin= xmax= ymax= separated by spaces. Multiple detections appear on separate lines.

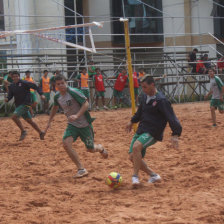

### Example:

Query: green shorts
xmin=113 ymin=89 xmax=123 ymax=99
xmin=81 ymin=89 xmax=90 ymax=98
xmin=13 ymin=104 xmax=32 ymax=119
xmin=30 ymin=92 xmax=37 ymax=104
xmin=43 ymin=92 xmax=50 ymax=102
xmin=210 ymin=99 xmax=224 ymax=111
xmin=129 ymin=133 xmax=157 ymax=158
xmin=63 ymin=124 xmax=94 ymax=149
xmin=96 ymin=91 xmax=105 ymax=97
xmin=134 ymin=87 xmax=139 ymax=97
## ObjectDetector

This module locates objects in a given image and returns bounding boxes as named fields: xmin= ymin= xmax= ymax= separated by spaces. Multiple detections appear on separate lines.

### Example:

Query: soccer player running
xmin=44 ymin=75 xmax=108 ymax=178
xmin=5 ymin=71 xmax=45 ymax=141
xmin=126 ymin=75 xmax=182 ymax=186
xmin=204 ymin=68 xmax=224 ymax=126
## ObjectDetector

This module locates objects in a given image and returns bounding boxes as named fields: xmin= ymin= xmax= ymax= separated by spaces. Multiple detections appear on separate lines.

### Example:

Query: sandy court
xmin=0 ymin=102 xmax=223 ymax=224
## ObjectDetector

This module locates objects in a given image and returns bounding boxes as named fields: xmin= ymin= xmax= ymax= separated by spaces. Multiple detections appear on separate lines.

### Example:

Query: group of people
xmin=1 ymin=59 xmax=224 ymax=186
xmin=188 ymin=48 xmax=224 ymax=75
xmin=188 ymin=48 xmax=211 ymax=74
xmin=3 ymin=70 xmax=183 ymax=186
xmin=1 ymin=69 xmax=60 ymax=116
xmin=76 ymin=62 xmax=165 ymax=110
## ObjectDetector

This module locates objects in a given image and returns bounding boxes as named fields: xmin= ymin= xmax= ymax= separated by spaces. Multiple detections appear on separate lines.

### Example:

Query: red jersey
xmin=217 ymin=58 xmax=224 ymax=69
xmin=133 ymin=72 xmax=139 ymax=88
xmin=114 ymin=73 xmax=128 ymax=91
xmin=94 ymin=74 xmax=105 ymax=92
xmin=196 ymin=60 xmax=205 ymax=73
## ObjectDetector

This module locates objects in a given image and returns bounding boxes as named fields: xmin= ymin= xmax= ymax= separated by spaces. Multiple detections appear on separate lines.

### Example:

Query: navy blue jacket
xmin=7 ymin=79 xmax=42 ymax=107
xmin=131 ymin=92 xmax=182 ymax=141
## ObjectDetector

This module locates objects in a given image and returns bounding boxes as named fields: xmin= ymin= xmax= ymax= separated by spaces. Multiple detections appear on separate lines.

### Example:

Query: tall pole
xmin=121 ymin=18 xmax=136 ymax=131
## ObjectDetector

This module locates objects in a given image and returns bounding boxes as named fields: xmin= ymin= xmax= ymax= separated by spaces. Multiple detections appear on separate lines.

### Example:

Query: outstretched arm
xmin=44 ymin=105 xmax=59 ymax=134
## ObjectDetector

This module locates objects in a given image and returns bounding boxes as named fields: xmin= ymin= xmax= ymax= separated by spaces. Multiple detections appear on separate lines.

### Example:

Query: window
xmin=0 ymin=0 xmax=4 ymax=31
xmin=213 ymin=0 xmax=224 ymax=39
xmin=64 ymin=0 xmax=83 ymax=43
xmin=111 ymin=0 xmax=163 ymax=44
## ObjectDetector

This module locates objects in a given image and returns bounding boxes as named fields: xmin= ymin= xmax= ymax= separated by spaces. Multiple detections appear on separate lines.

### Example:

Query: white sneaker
xmin=74 ymin=168 xmax=88 ymax=178
xmin=132 ymin=175 xmax=140 ymax=186
xmin=96 ymin=106 xmax=99 ymax=111
xmin=148 ymin=174 xmax=161 ymax=183
xmin=103 ymin=105 xmax=109 ymax=110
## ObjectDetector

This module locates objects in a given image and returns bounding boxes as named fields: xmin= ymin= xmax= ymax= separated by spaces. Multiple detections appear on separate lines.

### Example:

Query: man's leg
xmin=129 ymin=153 xmax=154 ymax=176
xmin=63 ymin=136 xmax=84 ymax=170
xmin=95 ymin=95 xmax=99 ymax=110
xmin=132 ymin=140 xmax=144 ymax=176
xmin=12 ymin=114 xmax=25 ymax=132
xmin=80 ymin=125 xmax=108 ymax=158
xmin=25 ymin=118 xmax=42 ymax=134
xmin=12 ymin=106 xmax=28 ymax=140
xmin=210 ymin=106 xmax=216 ymax=125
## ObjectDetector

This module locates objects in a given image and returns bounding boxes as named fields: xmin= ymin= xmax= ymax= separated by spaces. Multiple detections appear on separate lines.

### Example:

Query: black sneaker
xmin=39 ymin=132 xmax=45 ymax=140
xmin=19 ymin=131 xmax=27 ymax=141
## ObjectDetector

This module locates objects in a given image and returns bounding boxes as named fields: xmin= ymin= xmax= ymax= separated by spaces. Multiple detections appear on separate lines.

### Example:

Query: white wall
xmin=87 ymin=0 xmax=112 ymax=43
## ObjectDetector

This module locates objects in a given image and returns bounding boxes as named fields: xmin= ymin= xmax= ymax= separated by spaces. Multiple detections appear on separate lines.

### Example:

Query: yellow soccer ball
xmin=106 ymin=172 xmax=122 ymax=189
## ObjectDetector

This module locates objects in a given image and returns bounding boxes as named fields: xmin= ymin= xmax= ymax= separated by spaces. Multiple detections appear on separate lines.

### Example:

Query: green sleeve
xmin=76 ymin=74 xmax=81 ymax=80
xmin=68 ymin=87 xmax=86 ymax=105
xmin=215 ymin=76 xmax=224 ymax=91
xmin=3 ymin=75 xmax=8 ymax=81
xmin=54 ymin=93 xmax=60 ymax=106
xmin=115 ymin=73 xmax=119 ymax=79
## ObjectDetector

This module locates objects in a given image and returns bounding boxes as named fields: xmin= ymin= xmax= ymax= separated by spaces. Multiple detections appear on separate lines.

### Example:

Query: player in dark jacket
xmin=5 ymin=71 xmax=45 ymax=141
xmin=126 ymin=75 xmax=182 ymax=186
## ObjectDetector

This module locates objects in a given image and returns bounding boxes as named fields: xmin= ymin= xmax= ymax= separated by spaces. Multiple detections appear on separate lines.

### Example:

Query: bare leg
xmin=12 ymin=115 xmax=25 ymax=132
xmin=25 ymin=118 xmax=42 ymax=134
xmin=129 ymin=153 xmax=155 ymax=176
xmin=87 ymin=144 xmax=108 ymax=158
xmin=63 ymin=137 xmax=84 ymax=170
xmin=95 ymin=96 xmax=99 ymax=107
xmin=210 ymin=106 xmax=216 ymax=125
xmin=102 ymin=96 xmax=105 ymax=106
xmin=132 ymin=141 xmax=144 ymax=176
xmin=114 ymin=97 xmax=118 ymax=106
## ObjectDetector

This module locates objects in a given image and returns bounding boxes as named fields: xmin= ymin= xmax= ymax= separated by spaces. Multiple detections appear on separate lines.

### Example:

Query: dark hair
xmin=25 ymin=70 xmax=31 ymax=74
xmin=55 ymin=74 xmax=66 ymax=82
xmin=193 ymin=48 xmax=198 ymax=52
xmin=12 ymin=71 xmax=20 ymax=77
xmin=208 ymin=68 xmax=215 ymax=73
xmin=95 ymin=67 xmax=100 ymax=72
xmin=121 ymin=67 xmax=127 ymax=71
xmin=140 ymin=75 xmax=155 ymax=85
xmin=43 ymin=70 xmax=48 ymax=73
xmin=9 ymin=71 xmax=13 ymax=75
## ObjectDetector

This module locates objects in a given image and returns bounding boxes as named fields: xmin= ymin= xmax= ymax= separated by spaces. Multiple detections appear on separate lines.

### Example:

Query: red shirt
xmin=196 ymin=60 xmax=205 ymax=73
xmin=94 ymin=74 xmax=105 ymax=92
xmin=133 ymin=72 xmax=139 ymax=88
xmin=217 ymin=59 xmax=224 ymax=69
xmin=114 ymin=73 xmax=128 ymax=91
